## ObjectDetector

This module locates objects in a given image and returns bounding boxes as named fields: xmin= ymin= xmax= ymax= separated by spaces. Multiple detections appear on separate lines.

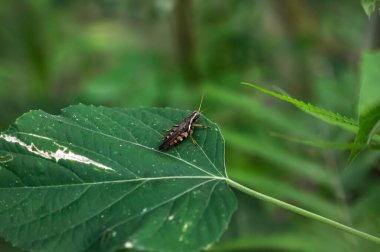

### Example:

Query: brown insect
xmin=159 ymin=96 xmax=207 ymax=151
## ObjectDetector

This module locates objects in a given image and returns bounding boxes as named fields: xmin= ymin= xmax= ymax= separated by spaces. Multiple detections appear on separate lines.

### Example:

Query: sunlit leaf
xmin=349 ymin=52 xmax=380 ymax=162
xmin=0 ymin=105 xmax=237 ymax=252
xmin=361 ymin=0 xmax=380 ymax=17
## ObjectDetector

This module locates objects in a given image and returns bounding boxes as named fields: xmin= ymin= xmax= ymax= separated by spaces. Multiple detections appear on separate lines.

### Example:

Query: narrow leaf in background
xmin=241 ymin=82 xmax=358 ymax=132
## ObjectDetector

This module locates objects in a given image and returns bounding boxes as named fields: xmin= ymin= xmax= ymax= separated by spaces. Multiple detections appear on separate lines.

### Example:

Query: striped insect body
xmin=159 ymin=97 xmax=206 ymax=151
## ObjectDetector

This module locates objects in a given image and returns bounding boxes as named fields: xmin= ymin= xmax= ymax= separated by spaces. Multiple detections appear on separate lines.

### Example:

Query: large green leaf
xmin=349 ymin=52 xmax=380 ymax=162
xmin=0 ymin=105 xmax=237 ymax=252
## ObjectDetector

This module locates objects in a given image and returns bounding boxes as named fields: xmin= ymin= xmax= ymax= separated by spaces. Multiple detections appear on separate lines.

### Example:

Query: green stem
xmin=226 ymin=178 xmax=380 ymax=245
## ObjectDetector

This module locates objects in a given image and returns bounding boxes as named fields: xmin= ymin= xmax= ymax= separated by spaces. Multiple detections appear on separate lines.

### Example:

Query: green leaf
xmin=269 ymin=132 xmax=354 ymax=150
xmin=241 ymin=82 xmax=358 ymax=132
xmin=361 ymin=0 xmax=380 ymax=17
xmin=0 ymin=105 xmax=237 ymax=252
xmin=240 ymin=82 xmax=380 ymax=162
xmin=349 ymin=105 xmax=380 ymax=162
xmin=349 ymin=52 xmax=380 ymax=162
xmin=359 ymin=52 xmax=380 ymax=113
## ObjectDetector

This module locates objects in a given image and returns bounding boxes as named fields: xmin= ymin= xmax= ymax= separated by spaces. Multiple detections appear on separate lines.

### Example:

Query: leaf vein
xmin=51 ymin=116 xmax=215 ymax=177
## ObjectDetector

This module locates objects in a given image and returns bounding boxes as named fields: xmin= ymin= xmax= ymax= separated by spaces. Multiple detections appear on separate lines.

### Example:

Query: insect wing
xmin=159 ymin=129 xmax=181 ymax=150
xmin=159 ymin=122 xmax=191 ymax=151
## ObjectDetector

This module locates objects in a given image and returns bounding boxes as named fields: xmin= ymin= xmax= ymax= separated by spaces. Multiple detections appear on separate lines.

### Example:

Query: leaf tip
xmin=241 ymin=82 xmax=254 ymax=87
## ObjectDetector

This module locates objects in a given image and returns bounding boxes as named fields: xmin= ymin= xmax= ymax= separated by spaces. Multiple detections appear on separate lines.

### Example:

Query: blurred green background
xmin=1 ymin=0 xmax=379 ymax=251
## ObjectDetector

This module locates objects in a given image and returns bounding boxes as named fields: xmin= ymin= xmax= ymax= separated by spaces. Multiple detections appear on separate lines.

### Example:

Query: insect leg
xmin=193 ymin=124 xmax=208 ymax=128
xmin=188 ymin=130 xmax=198 ymax=145
xmin=190 ymin=135 xmax=198 ymax=145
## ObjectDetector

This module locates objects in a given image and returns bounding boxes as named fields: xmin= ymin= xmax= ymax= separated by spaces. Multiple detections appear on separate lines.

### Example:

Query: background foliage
xmin=0 ymin=0 xmax=379 ymax=251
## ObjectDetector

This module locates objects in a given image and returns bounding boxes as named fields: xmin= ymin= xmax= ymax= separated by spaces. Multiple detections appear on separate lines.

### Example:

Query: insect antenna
xmin=200 ymin=107 xmax=209 ymax=114
xmin=197 ymin=92 xmax=205 ymax=112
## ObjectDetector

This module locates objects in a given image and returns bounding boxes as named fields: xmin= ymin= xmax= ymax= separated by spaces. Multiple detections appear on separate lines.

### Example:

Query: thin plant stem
xmin=226 ymin=178 xmax=380 ymax=245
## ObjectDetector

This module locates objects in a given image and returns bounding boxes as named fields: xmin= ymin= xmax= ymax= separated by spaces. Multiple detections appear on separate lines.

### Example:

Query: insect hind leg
xmin=188 ymin=129 xmax=198 ymax=146
xmin=193 ymin=123 xmax=208 ymax=129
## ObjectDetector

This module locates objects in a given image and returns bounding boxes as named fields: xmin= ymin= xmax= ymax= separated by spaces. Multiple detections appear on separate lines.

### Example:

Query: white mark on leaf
xmin=179 ymin=234 xmax=184 ymax=242
xmin=179 ymin=221 xmax=192 ymax=242
xmin=182 ymin=222 xmax=190 ymax=232
xmin=124 ymin=241 xmax=133 ymax=248
xmin=0 ymin=134 xmax=113 ymax=171
xmin=168 ymin=215 xmax=175 ymax=221
xmin=203 ymin=243 xmax=213 ymax=250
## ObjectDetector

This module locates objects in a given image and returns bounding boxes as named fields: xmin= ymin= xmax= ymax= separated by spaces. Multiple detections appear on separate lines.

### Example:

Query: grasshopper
xmin=159 ymin=96 xmax=207 ymax=151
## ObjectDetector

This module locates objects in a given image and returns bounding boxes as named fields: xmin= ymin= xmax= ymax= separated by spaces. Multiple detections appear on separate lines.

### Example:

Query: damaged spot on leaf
xmin=0 ymin=154 xmax=13 ymax=163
